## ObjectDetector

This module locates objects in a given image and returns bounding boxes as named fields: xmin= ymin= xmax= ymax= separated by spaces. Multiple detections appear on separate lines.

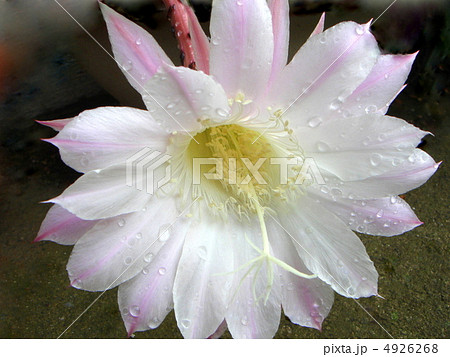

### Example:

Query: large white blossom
xmin=36 ymin=0 xmax=438 ymax=338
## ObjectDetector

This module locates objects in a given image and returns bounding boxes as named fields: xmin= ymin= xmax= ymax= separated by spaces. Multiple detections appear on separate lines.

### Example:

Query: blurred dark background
xmin=0 ymin=0 xmax=448 ymax=338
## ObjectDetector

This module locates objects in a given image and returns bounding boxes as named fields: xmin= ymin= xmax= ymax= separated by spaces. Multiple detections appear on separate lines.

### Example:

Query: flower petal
xmin=118 ymin=219 xmax=188 ymax=335
xmin=225 ymin=221 xmax=281 ymax=339
xmin=268 ymin=220 xmax=334 ymax=330
xmin=185 ymin=6 xmax=210 ymax=74
xmin=173 ymin=213 xmax=235 ymax=339
xmin=50 ymin=163 xmax=173 ymax=220
xmin=268 ymin=0 xmax=290 ymax=84
xmin=308 ymin=188 xmax=423 ymax=236
xmin=315 ymin=149 xmax=439 ymax=199
xmin=35 ymin=204 xmax=97 ymax=245
xmin=277 ymin=197 xmax=378 ymax=298
xmin=299 ymin=114 xmax=428 ymax=181
xmin=100 ymin=3 xmax=174 ymax=95
xmin=142 ymin=64 xmax=230 ymax=133
xmin=209 ymin=0 xmax=274 ymax=101
xmin=67 ymin=195 xmax=178 ymax=291
xmin=342 ymin=53 xmax=417 ymax=116
xmin=45 ymin=107 xmax=169 ymax=173
xmin=37 ymin=118 xmax=73 ymax=132
xmin=268 ymin=21 xmax=379 ymax=126
xmin=309 ymin=13 xmax=326 ymax=38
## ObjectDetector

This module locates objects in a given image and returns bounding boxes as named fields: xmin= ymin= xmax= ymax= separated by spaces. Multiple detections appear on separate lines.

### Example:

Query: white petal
xmin=35 ymin=204 xmax=97 ymax=245
xmin=307 ymin=188 xmax=423 ymax=236
xmin=277 ymin=197 xmax=378 ymax=298
xmin=100 ymin=3 xmax=173 ymax=96
xmin=118 ymin=219 xmax=188 ymax=335
xmin=268 ymin=21 xmax=379 ymax=126
xmin=298 ymin=114 xmax=428 ymax=181
xmin=267 ymin=220 xmax=334 ymax=330
xmin=209 ymin=0 xmax=274 ymax=101
xmin=316 ymin=149 xmax=439 ymax=199
xmin=142 ymin=64 xmax=230 ymax=133
xmin=225 ymin=220 xmax=281 ymax=339
xmin=46 ymin=107 xmax=169 ymax=173
xmin=343 ymin=53 xmax=417 ymax=116
xmin=173 ymin=213 xmax=235 ymax=339
xmin=309 ymin=13 xmax=326 ymax=38
xmin=67 ymin=195 xmax=179 ymax=291
xmin=51 ymin=163 xmax=170 ymax=220
xmin=268 ymin=0 xmax=290 ymax=85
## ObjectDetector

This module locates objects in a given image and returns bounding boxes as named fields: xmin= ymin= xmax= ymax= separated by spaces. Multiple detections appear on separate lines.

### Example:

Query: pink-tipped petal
xmin=207 ymin=320 xmax=228 ymax=339
xmin=299 ymin=114 xmax=429 ymax=181
xmin=209 ymin=0 xmax=274 ymax=102
xmin=37 ymin=118 xmax=73 ymax=132
xmin=309 ymin=12 xmax=326 ymax=38
xmin=268 ymin=221 xmax=334 ymax=330
xmin=118 ymin=219 xmax=188 ymax=335
xmin=44 ymin=107 xmax=169 ymax=173
xmin=142 ymin=64 xmax=230 ymax=132
xmin=343 ymin=52 xmax=418 ymax=116
xmin=279 ymin=197 xmax=378 ymax=298
xmin=268 ymin=21 xmax=380 ymax=125
xmin=185 ymin=6 xmax=210 ymax=73
xmin=35 ymin=204 xmax=97 ymax=245
xmin=100 ymin=2 xmax=173 ymax=95
xmin=268 ymin=0 xmax=290 ymax=84
xmin=67 ymin=195 xmax=178 ymax=292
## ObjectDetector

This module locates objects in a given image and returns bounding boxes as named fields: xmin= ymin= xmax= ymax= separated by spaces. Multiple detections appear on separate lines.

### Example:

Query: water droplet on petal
xmin=158 ymin=224 xmax=171 ymax=242
xmin=166 ymin=103 xmax=175 ymax=110
xmin=376 ymin=209 xmax=384 ymax=218
xmin=130 ymin=305 xmax=141 ymax=317
xmin=197 ymin=246 xmax=207 ymax=260
xmin=319 ymin=36 xmax=326 ymax=44
xmin=181 ymin=319 xmax=191 ymax=328
xmin=331 ymin=188 xmax=343 ymax=197
xmin=365 ymin=105 xmax=377 ymax=114
xmin=307 ymin=116 xmax=323 ymax=128
xmin=355 ymin=25 xmax=365 ymax=35
xmin=123 ymin=60 xmax=133 ymax=71
xmin=144 ymin=252 xmax=154 ymax=263
xmin=142 ymin=267 xmax=149 ymax=275
xmin=329 ymin=98 xmax=343 ymax=111
xmin=118 ymin=219 xmax=126 ymax=227
xmin=316 ymin=141 xmax=330 ymax=152
xmin=135 ymin=38 xmax=142 ymax=45
xmin=124 ymin=256 xmax=133 ymax=265
xmin=347 ymin=287 xmax=355 ymax=295
xmin=216 ymin=108 xmax=228 ymax=118
xmin=241 ymin=316 xmax=248 ymax=326
xmin=370 ymin=153 xmax=382 ymax=166
xmin=158 ymin=267 xmax=166 ymax=275
xmin=136 ymin=233 xmax=143 ymax=240
xmin=390 ymin=196 xmax=397 ymax=204
xmin=286 ymin=282 xmax=295 ymax=291
xmin=200 ymin=105 xmax=211 ymax=112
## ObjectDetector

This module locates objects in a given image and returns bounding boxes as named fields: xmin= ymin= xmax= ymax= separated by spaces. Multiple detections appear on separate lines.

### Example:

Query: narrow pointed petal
xmin=45 ymin=107 xmax=169 ymax=173
xmin=268 ymin=220 xmax=334 ymax=330
xmin=343 ymin=53 xmax=418 ymax=116
xmin=118 ymin=219 xmax=188 ymax=334
xmin=209 ymin=0 xmax=274 ymax=101
xmin=299 ymin=114 xmax=429 ymax=181
xmin=309 ymin=12 xmax=326 ymax=38
xmin=308 ymin=188 xmax=423 ymax=236
xmin=35 ymin=204 xmax=97 ymax=245
xmin=278 ymin=197 xmax=378 ymax=298
xmin=37 ymin=118 xmax=73 ymax=132
xmin=268 ymin=0 xmax=290 ymax=83
xmin=225 ymin=227 xmax=281 ymax=339
xmin=100 ymin=3 xmax=173 ymax=95
xmin=186 ymin=6 xmax=210 ymax=73
xmin=207 ymin=320 xmax=228 ymax=339
xmin=67 ymin=195 xmax=178 ymax=291
xmin=268 ymin=21 xmax=379 ymax=125
xmin=142 ymin=64 xmax=230 ymax=133
xmin=50 ymin=163 xmax=166 ymax=220
xmin=173 ymin=213 xmax=235 ymax=339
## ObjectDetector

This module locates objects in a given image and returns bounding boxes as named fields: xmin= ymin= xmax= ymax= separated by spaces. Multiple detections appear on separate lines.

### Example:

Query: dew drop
xmin=329 ymin=98 xmax=343 ymax=111
xmin=307 ymin=116 xmax=323 ymax=128
xmin=350 ymin=212 xmax=356 ymax=217
xmin=320 ymin=186 xmax=330 ymax=194
xmin=195 ymin=89 xmax=203 ymax=94
xmin=364 ymin=216 xmax=374 ymax=224
xmin=166 ymin=103 xmax=175 ymax=109
xmin=158 ymin=267 xmax=166 ymax=275
xmin=355 ymin=25 xmax=365 ymax=35
xmin=130 ymin=305 xmax=141 ymax=317
xmin=124 ymin=256 xmax=133 ymax=265
xmin=376 ymin=209 xmax=384 ymax=218
xmin=365 ymin=105 xmax=377 ymax=114
xmin=181 ymin=319 xmax=191 ymax=328
xmin=216 ymin=108 xmax=228 ymax=117
xmin=370 ymin=153 xmax=382 ymax=166
xmin=200 ymin=105 xmax=211 ymax=112
xmin=135 ymin=38 xmax=142 ymax=45
xmin=286 ymin=282 xmax=295 ymax=291
xmin=390 ymin=196 xmax=397 ymax=204
xmin=80 ymin=156 xmax=89 ymax=167
xmin=158 ymin=224 xmax=171 ymax=242
xmin=144 ymin=252 xmax=154 ymax=263
xmin=118 ymin=219 xmax=126 ymax=227
xmin=331 ymin=188 xmax=343 ymax=197
xmin=136 ymin=232 xmax=143 ymax=240
xmin=142 ymin=267 xmax=149 ymax=275
xmin=347 ymin=287 xmax=355 ymax=295
xmin=240 ymin=316 xmax=248 ymax=326
xmin=197 ymin=246 xmax=207 ymax=260
xmin=316 ymin=141 xmax=330 ymax=152
xmin=357 ymin=225 xmax=366 ymax=232
xmin=319 ymin=36 xmax=326 ymax=44
xmin=121 ymin=307 xmax=129 ymax=316
xmin=123 ymin=60 xmax=133 ymax=71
